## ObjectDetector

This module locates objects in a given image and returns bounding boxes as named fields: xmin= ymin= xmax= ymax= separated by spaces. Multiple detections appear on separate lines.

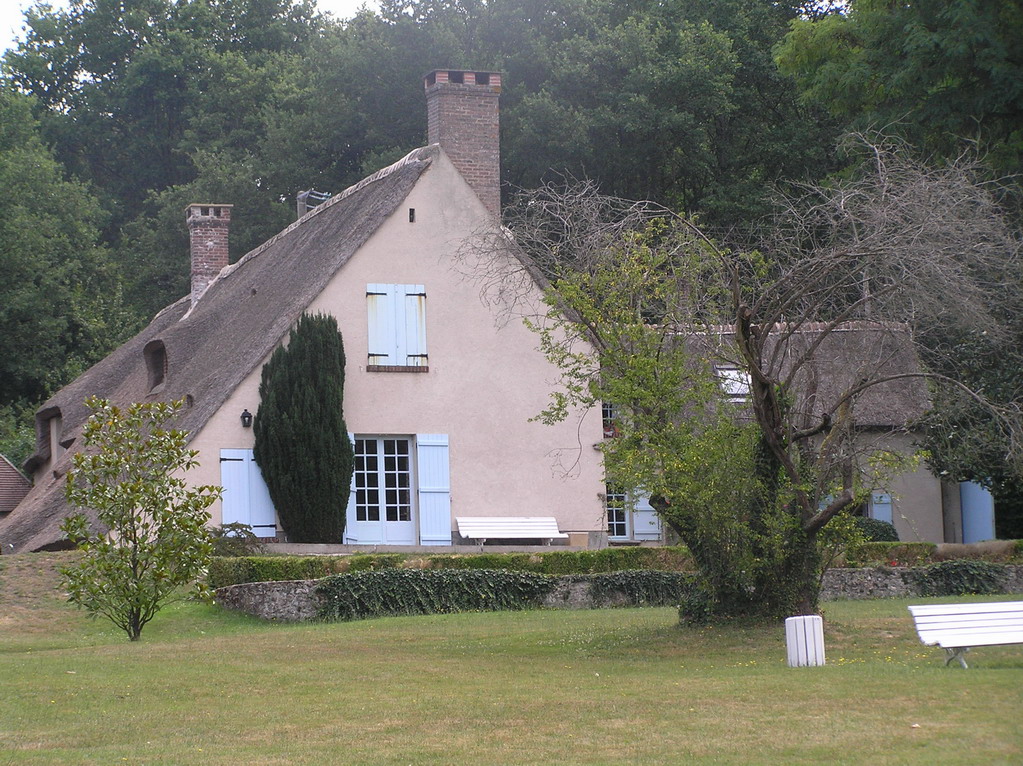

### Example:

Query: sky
xmin=0 ymin=0 xmax=380 ymax=58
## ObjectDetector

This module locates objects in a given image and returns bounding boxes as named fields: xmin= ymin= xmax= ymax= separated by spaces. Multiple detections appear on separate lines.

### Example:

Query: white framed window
xmin=345 ymin=433 xmax=451 ymax=546
xmin=366 ymin=283 xmax=427 ymax=369
xmin=353 ymin=437 xmax=413 ymax=523
xmin=715 ymin=365 xmax=751 ymax=402
xmin=606 ymin=486 xmax=628 ymax=538
xmin=602 ymin=401 xmax=620 ymax=438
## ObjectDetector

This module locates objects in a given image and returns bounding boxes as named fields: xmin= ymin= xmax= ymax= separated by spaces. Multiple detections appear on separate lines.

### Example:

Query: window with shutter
xmin=366 ymin=283 xmax=428 ymax=371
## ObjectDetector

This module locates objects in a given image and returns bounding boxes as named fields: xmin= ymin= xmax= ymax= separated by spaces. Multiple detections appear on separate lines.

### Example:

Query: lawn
xmin=0 ymin=553 xmax=1020 ymax=765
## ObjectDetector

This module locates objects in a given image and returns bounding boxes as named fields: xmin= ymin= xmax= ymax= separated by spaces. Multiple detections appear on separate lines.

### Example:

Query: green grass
xmin=1 ymin=554 xmax=1021 ymax=765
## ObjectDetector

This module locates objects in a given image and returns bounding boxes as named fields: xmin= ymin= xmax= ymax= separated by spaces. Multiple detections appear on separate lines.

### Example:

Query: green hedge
xmin=844 ymin=542 xmax=937 ymax=568
xmin=208 ymin=546 xmax=695 ymax=588
xmin=317 ymin=569 xmax=556 ymax=621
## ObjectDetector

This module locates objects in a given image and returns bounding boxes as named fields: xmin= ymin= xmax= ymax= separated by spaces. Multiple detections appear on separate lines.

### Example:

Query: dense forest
xmin=1 ymin=0 xmax=1021 ymax=531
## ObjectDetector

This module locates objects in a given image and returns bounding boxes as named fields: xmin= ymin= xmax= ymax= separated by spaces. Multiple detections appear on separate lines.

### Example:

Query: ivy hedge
xmin=208 ymin=546 xmax=695 ymax=588
xmin=317 ymin=569 xmax=557 ymax=620
xmin=207 ymin=541 xmax=1023 ymax=590
xmin=914 ymin=560 xmax=1007 ymax=596
xmin=315 ymin=568 xmax=696 ymax=621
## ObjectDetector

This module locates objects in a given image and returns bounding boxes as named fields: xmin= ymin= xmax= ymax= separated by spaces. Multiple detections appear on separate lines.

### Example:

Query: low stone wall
xmin=214 ymin=565 xmax=1023 ymax=622
xmin=215 ymin=580 xmax=323 ymax=622
xmin=821 ymin=564 xmax=1023 ymax=600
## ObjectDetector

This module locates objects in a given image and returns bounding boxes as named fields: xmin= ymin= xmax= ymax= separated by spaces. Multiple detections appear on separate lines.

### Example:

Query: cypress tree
xmin=253 ymin=312 xmax=354 ymax=542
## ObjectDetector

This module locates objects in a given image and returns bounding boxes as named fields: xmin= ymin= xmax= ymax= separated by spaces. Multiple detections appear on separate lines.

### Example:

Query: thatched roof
xmin=712 ymin=321 xmax=930 ymax=429
xmin=0 ymin=146 xmax=436 ymax=553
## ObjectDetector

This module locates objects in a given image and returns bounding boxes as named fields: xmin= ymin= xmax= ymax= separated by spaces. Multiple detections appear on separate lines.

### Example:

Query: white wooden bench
xmin=456 ymin=516 xmax=569 ymax=545
xmin=907 ymin=601 xmax=1023 ymax=668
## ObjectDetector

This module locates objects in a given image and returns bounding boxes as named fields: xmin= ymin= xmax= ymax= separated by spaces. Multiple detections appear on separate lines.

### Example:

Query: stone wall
xmin=215 ymin=565 xmax=1023 ymax=622
xmin=821 ymin=564 xmax=1023 ymax=600
xmin=215 ymin=580 xmax=323 ymax=622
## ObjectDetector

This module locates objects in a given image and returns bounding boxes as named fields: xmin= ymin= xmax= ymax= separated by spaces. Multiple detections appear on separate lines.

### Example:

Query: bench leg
xmin=944 ymin=647 xmax=969 ymax=669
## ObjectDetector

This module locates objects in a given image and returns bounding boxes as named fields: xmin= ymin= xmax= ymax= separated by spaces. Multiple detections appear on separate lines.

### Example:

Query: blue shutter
xmin=871 ymin=492 xmax=893 ymax=524
xmin=344 ymin=433 xmax=358 ymax=543
xmin=247 ymin=458 xmax=277 ymax=538
xmin=960 ymin=481 xmax=995 ymax=543
xmin=416 ymin=434 xmax=451 ymax=545
xmin=632 ymin=495 xmax=662 ymax=540
xmin=367 ymin=284 xmax=396 ymax=365
xmin=402 ymin=285 xmax=428 ymax=366
xmin=220 ymin=449 xmax=248 ymax=527
xmin=220 ymin=449 xmax=277 ymax=537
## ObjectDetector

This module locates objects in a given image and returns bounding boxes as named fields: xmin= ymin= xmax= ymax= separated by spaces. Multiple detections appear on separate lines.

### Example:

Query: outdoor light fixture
xmin=240 ymin=409 xmax=253 ymax=428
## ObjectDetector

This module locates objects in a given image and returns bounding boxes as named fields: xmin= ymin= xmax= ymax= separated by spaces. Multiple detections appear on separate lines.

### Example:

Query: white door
xmin=347 ymin=437 xmax=416 ymax=544
xmin=220 ymin=449 xmax=277 ymax=537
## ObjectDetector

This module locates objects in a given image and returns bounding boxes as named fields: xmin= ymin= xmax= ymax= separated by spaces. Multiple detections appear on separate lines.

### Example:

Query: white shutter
xmin=416 ymin=434 xmax=451 ymax=545
xmin=367 ymin=284 xmax=396 ymax=365
xmin=402 ymin=285 xmax=428 ymax=366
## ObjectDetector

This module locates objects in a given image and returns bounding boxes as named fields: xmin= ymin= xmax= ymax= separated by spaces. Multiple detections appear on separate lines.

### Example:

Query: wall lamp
xmin=240 ymin=409 xmax=253 ymax=428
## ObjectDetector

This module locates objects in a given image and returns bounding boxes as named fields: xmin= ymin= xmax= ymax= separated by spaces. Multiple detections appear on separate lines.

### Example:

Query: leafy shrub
xmin=317 ymin=569 xmax=556 ymax=621
xmin=915 ymin=560 xmax=1006 ymax=596
xmin=844 ymin=541 xmax=936 ymax=567
xmin=210 ymin=523 xmax=266 ymax=557
xmin=852 ymin=517 xmax=899 ymax=542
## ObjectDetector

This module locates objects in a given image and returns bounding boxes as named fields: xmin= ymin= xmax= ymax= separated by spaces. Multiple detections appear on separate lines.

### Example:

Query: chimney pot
xmin=424 ymin=69 xmax=502 ymax=219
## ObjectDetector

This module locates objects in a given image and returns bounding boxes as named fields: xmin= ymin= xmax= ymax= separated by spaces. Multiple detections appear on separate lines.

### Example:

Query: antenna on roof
xmin=296 ymin=189 xmax=332 ymax=219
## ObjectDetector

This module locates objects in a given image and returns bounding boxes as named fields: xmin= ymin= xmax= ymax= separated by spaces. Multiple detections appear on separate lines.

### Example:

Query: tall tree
xmin=254 ymin=313 xmax=354 ymax=543
xmin=499 ymin=137 xmax=1021 ymax=619
xmin=776 ymin=0 xmax=1023 ymax=173
xmin=0 ymin=89 xmax=136 ymax=406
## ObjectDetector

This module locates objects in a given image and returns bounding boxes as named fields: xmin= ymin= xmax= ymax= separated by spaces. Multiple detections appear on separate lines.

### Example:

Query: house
xmin=0 ymin=70 xmax=607 ymax=553
xmin=0 ymin=454 xmax=30 ymax=519
xmin=0 ymin=70 xmax=990 ymax=553
xmin=709 ymin=322 xmax=993 ymax=544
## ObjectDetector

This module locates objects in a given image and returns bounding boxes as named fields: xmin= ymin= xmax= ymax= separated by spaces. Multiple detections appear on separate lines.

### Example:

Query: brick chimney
xmin=424 ymin=69 xmax=502 ymax=219
xmin=185 ymin=203 xmax=232 ymax=306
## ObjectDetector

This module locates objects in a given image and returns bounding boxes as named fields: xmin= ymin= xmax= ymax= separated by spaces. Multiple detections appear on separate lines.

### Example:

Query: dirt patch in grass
xmin=0 ymin=551 xmax=87 ymax=639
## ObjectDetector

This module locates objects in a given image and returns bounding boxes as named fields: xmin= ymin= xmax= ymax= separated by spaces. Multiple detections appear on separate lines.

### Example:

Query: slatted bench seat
xmin=907 ymin=601 xmax=1023 ymax=668
xmin=456 ymin=516 xmax=569 ymax=545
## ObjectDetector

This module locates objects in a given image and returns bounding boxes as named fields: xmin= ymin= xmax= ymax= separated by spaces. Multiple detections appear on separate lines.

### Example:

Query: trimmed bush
xmin=208 ymin=547 xmax=695 ymax=588
xmin=852 ymin=517 xmax=899 ymax=542
xmin=915 ymin=560 xmax=1006 ymax=596
xmin=317 ymin=569 xmax=556 ymax=621
xmin=844 ymin=541 xmax=936 ymax=567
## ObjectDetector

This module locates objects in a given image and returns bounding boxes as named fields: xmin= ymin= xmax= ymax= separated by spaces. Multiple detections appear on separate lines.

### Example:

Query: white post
xmin=785 ymin=615 xmax=825 ymax=667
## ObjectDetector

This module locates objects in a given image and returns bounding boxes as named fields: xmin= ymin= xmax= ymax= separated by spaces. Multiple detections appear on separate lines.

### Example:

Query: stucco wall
xmin=188 ymin=150 xmax=605 ymax=541
xmin=869 ymin=431 xmax=946 ymax=543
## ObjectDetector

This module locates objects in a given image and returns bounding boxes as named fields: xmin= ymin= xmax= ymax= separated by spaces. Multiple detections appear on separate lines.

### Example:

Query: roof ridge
xmin=182 ymin=145 xmax=438 ymax=318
